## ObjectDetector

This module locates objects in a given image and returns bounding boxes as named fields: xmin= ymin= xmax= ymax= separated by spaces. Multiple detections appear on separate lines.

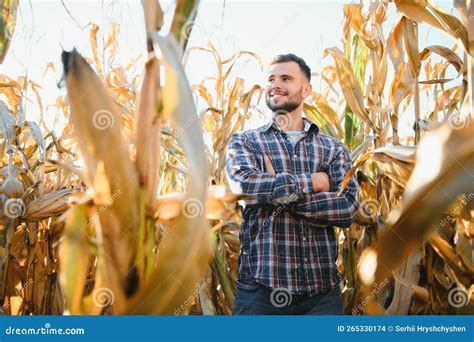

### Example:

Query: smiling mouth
xmin=270 ymin=91 xmax=287 ymax=98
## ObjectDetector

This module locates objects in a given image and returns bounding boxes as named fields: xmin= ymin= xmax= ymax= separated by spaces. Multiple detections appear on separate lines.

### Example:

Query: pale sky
xmin=1 ymin=0 xmax=461 ymax=137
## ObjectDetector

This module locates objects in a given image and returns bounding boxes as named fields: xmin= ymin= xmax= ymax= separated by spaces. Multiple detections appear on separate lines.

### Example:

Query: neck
xmin=274 ymin=109 xmax=304 ymax=132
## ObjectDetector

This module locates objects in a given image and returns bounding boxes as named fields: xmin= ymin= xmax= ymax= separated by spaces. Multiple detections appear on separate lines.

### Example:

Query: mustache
xmin=268 ymin=89 xmax=288 ymax=96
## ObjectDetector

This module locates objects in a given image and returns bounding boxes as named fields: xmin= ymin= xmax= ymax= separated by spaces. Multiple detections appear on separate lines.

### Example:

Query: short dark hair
xmin=270 ymin=53 xmax=311 ymax=82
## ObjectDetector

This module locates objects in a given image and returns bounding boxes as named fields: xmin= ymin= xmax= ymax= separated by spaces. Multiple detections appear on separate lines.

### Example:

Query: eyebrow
xmin=268 ymin=74 xmax=294 ymax=80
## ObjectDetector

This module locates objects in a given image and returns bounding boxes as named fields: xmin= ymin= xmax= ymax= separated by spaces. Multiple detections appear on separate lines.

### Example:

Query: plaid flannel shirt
xmin=226 ymin=117 xmax=359 ymax=295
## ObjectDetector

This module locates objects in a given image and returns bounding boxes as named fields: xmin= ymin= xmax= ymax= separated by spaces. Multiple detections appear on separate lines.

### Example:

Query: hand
xmin=264 ymin=155 xmax=275 ymax=174
xmin=265 ymin=156 xmax=329 ymax=192
xmin=311 ymin=172 xmax=330 ymax=192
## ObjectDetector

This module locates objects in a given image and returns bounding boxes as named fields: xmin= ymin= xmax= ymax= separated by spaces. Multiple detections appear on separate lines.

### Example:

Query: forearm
xmin=226 ymin=132 xmax=315 ymax=204
xmin=227 ymin=169 xmax=313 ymax=204
xmin=291 ymin=191 xmax=359 ymax=228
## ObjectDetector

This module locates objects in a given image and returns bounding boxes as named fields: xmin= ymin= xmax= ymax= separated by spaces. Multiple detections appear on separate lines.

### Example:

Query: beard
xmin=265 ymin=91 xmax=303 ymax=113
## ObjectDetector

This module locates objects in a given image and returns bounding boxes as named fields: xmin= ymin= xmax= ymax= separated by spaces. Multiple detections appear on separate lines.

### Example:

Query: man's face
xmin=265 ymin=61 xmax=311 ymax=114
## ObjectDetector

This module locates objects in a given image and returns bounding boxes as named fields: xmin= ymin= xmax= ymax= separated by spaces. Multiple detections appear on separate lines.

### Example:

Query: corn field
xmin=0 ymin=0 xmax=472 ymax=316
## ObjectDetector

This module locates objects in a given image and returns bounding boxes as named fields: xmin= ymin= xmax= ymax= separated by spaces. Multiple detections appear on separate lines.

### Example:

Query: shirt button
xmin=303 ymin=237 xmax=306 ymax=241
xmin=304 ymin=258 xmax=308 ymax=262
xmin=293 ymin=154 xmax=297 ymax=159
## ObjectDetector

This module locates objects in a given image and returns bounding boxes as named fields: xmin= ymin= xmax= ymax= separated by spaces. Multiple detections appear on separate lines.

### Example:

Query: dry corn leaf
xmin=324 ymin=47 xmax=376 ymax=131
xmin=429 ymin=233 xmax=474 ymax=288
xmin=370 ymin=145 xmax=416 ymax=187
xmin=141 ymin=0 xmax=164 ymax=40
xmin=310 ymin=92 xmax=344 ymax=138
xmin=402 ymin=17 xmax=421 ymax=77
xmin=0 ymin=100 xmax=14 ymax=145
xmin=0 ymin=0 xmax=18 ymax=64
xmin=89 ymin=24 xmax=102 ymax=74
xmin=387 ymin=16 xmax=405 ymax=70
xmin=419 ymin=45 xmax=463 ymax=84
xmin=62 ymin=50 xmax=140 ymax=277
xmin=136 ymin=56 xmax=161 ymax=214
xmin=126 ymin=33 xmax=212 ymax=315
xmin=23 ymin=188 xmax=74 ymax=222
xmin=169 ymin=0 xmax=200 ymax=51
xmin=390 ymin=61 xmax=414 ymax=114
xmin=358 ymin=118 xmax=474 ymax=312
xmin=394 ymin=0 xmax=469 ymax=53
xmin=59 ymin=203 xmax=93 ymax=314
xmin=343 ymin=4 xmax=380 ymax=51
xmin=155 ymin=186 xmax=243 ymax=222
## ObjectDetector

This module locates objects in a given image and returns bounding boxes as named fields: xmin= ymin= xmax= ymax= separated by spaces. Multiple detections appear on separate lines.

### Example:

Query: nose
xmin=268 ymin=79 xmax=283 ymax=88
xmin=267 ymin=82 xmax=283 ymax=93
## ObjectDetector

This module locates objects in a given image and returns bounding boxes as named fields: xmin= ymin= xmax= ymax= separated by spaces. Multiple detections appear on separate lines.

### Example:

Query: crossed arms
xmin=225 ymin=133 xmax=359 ymax=228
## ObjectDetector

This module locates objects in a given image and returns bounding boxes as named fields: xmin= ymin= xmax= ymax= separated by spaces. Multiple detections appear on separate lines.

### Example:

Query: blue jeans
xmin=233 ymin=279 xmax=343 ymax=315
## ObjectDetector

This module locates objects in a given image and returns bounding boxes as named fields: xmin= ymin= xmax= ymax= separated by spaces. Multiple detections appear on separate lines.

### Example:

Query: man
xmin=226 ymin=54 xmax=359 ymax=315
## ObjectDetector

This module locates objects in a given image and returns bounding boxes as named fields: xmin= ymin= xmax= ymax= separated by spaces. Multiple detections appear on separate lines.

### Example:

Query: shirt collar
xmin=263 ymin=115 xmax=319 ymax=135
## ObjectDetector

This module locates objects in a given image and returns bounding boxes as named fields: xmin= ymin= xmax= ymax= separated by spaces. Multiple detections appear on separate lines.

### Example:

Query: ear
xmin=302 ymin=83 xmax=312 ymax=99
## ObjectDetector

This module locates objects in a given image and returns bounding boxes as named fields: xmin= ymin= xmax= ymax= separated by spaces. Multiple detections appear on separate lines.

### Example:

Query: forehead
xmin=267 ymin=61 xmax=302 ymax=77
